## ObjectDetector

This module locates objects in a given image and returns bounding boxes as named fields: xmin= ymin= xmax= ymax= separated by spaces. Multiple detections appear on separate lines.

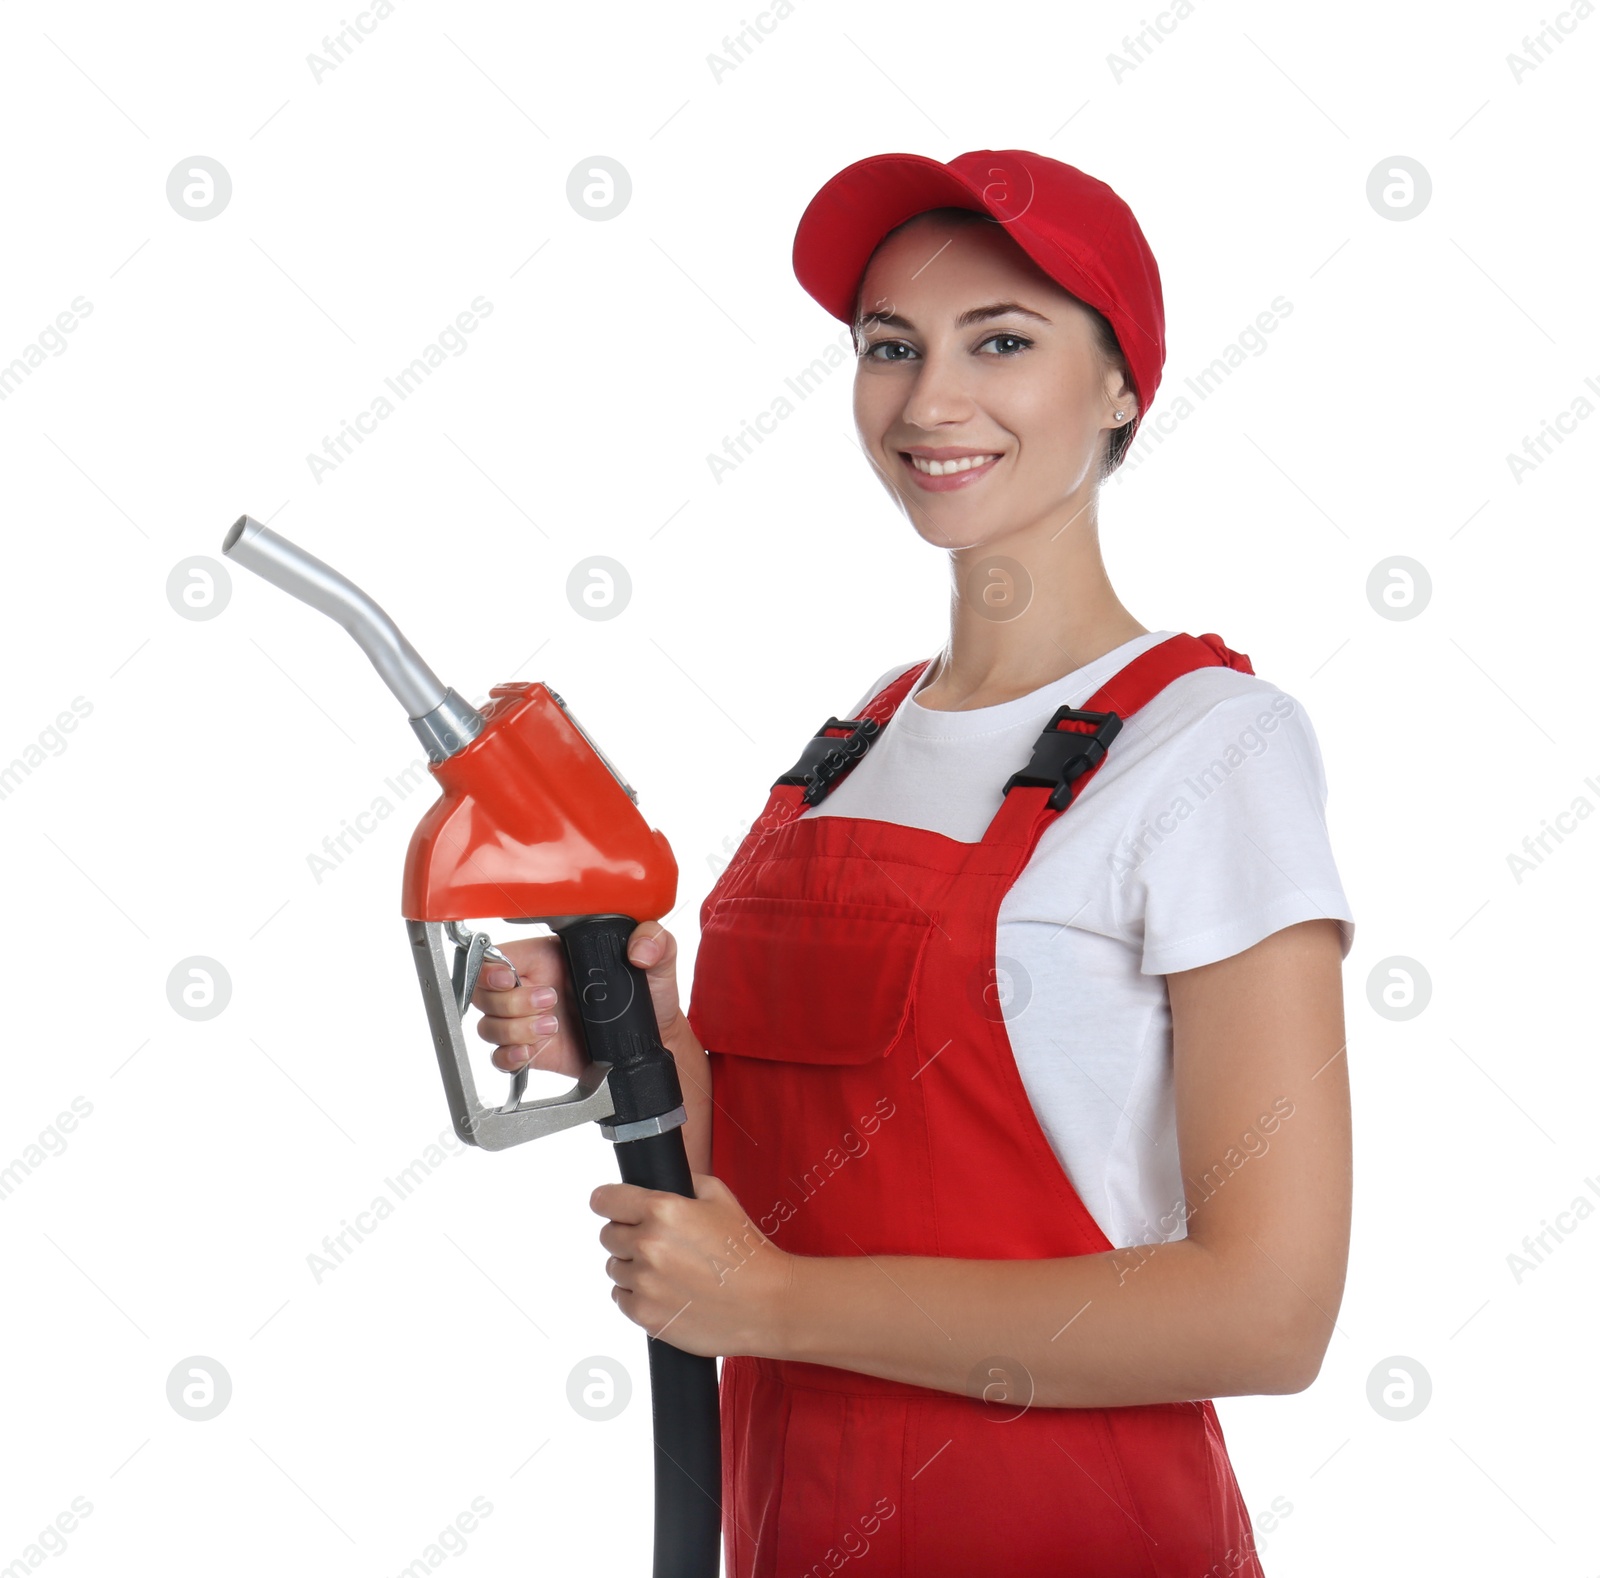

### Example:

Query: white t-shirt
xmin=801 ymin=629 xmax=1355 ymax=1250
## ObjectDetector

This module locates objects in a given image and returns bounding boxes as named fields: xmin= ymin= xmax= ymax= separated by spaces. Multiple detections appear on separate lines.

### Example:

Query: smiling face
xmin=851 ymin=210 xmax=1136 ymax=551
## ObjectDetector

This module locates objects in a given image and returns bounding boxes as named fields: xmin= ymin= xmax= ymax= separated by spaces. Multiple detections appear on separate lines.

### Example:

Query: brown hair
xmin=850 ymin=207 xmax=1136 ymax=479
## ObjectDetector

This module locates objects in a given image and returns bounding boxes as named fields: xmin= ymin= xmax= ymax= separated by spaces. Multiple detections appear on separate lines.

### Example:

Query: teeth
xmin=909 ymin=453 xmax=998 ymax=476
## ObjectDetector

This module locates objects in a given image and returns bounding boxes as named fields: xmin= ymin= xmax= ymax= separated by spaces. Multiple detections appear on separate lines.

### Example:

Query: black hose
xmin=558 ymin=917 xmax=723 ymax=1578
xmin=615 ymin=1132 xmax=723 ymax=1578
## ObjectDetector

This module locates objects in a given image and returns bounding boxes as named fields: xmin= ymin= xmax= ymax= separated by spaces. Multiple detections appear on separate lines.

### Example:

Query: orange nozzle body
xmin=401 ymin=682 xmax=677 ymax=924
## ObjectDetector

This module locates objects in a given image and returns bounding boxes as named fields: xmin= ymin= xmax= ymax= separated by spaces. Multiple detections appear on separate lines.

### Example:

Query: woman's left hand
xmin=590 ymin=1172 xmax=794 ymax=1358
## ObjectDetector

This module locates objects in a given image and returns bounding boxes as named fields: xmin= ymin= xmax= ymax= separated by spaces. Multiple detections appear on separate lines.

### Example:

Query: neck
xmin=916 ymin=503 xmax=1147 ymax=712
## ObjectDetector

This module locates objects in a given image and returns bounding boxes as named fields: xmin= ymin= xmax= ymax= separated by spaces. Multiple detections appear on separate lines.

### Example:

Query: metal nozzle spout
xmin=222 ymin=515 xmax=485 ymax=762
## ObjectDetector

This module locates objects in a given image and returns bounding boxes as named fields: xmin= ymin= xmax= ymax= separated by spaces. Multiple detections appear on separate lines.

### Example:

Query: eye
xmin=858 ymin=331 xmax=1034 ymax=362
xmin=860 ymin=339 xmax=913 ymax=362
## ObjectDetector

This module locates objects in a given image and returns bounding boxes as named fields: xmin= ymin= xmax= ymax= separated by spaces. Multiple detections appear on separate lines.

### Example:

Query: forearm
xmin=660 ymin=1010 xmax=712 ymax=1177
xmin=769 ymin=1239 xmax=1309 ymax=1408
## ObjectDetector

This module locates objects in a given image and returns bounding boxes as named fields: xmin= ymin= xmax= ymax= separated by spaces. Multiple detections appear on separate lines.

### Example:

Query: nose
xmin=897 ymin=342 xmax=976 ymax=433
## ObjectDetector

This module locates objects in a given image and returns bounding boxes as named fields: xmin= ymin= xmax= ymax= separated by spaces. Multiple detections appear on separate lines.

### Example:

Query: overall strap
xmin=983 ymin=631 xmax=1253 ymax=853
xmin=767 ymin=658 xmax=933 ymax=815
xmin=702 ymin=659 xmax=932 ymax=930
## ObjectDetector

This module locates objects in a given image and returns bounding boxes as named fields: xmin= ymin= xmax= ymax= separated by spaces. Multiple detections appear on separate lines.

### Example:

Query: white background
xmin=1 ymin=0 xmax=1594 ymax=1573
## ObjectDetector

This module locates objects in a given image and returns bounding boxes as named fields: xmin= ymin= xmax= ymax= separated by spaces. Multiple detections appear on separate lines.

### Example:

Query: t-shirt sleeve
xmin=1115 ymin=689 xmax=1356 ymax=975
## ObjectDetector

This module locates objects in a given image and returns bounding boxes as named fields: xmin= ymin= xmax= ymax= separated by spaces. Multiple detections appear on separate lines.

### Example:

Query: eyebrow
xmin=857 ymin=300 xmax=1053 ymax=332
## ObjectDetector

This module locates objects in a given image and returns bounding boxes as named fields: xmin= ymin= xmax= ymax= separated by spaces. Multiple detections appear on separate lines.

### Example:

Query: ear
xmin=1103 ymin=365 xmax=1137 ymax=426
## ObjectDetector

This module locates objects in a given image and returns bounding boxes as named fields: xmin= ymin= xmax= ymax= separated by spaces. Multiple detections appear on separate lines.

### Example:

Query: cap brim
xmin=792 ymin=153 xmax=994 ymax=323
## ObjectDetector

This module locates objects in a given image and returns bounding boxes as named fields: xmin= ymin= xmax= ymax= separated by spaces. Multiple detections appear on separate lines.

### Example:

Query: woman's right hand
xmin=470 ymin=920 xmax=689 ymax=1078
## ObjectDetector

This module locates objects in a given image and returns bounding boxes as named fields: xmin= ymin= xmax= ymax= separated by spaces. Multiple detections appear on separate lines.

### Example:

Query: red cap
xmin=792 ymin=149 xmax=1165 ymax=440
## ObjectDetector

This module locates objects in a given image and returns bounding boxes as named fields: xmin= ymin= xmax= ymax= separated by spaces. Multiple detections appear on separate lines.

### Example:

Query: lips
xmin=900 ymin=446 xmax=1003 ymax=466
xmin=898 ymin=449 xmax=1003 ymax=492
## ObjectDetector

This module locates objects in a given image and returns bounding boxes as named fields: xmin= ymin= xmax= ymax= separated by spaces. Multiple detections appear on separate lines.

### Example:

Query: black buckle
xmin=775 ymin=715 xmax=883 ymax=806
xmin=1002 ymin=706 xmax=1122 ymax=811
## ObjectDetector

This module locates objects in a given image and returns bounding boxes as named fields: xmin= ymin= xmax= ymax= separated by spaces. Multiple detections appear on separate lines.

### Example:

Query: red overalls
xmin=686 ymin=633 xmax=1267 ymax=1578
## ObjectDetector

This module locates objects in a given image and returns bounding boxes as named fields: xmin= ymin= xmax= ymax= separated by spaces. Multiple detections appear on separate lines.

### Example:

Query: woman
xmin=474 ymin=150 xmax=1353 ymax=1577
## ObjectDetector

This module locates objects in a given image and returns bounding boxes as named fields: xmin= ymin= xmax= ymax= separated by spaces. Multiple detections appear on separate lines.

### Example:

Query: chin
xmin=902 ymin=512 xmax=992 ymax=553
xmin=896 ymin=505 xmax=1004 ymax=560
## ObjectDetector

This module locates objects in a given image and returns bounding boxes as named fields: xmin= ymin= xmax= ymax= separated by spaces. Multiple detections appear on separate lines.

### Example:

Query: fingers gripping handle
xmin=445 ymin=922 xmax=529 ymax=1115
xmin=407 ymin=920 xmax=615 ymax=1151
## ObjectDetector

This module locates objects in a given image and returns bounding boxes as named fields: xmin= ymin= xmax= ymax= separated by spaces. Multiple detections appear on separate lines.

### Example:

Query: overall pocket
xmin=688 ymin=894 xmax=934 ymax=1065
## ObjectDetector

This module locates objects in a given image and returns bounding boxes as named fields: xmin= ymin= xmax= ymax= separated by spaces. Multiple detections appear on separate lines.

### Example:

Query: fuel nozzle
xmin=221 ymin=515 xmax=485 ymax=763
xmin=218 ymin=510 xmax=719 ymax=1571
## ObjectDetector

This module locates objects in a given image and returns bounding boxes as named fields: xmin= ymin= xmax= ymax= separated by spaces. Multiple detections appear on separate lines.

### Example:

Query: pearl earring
xmin=1114 ymin=409 xmax=1126 ymax=421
